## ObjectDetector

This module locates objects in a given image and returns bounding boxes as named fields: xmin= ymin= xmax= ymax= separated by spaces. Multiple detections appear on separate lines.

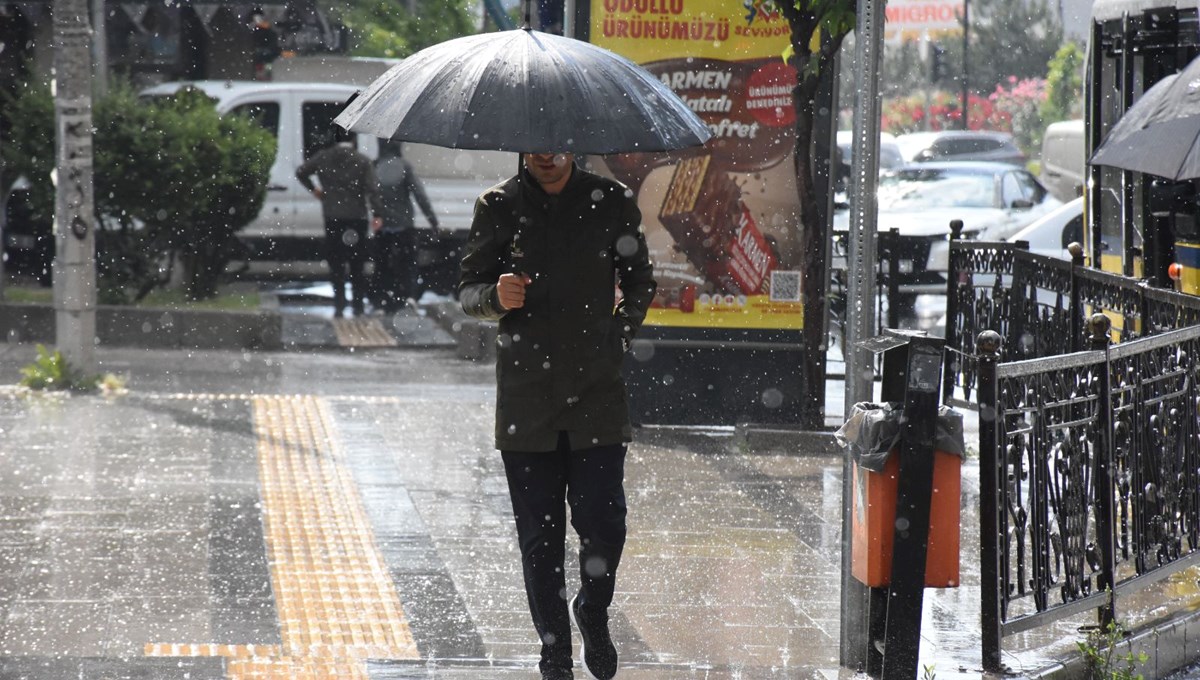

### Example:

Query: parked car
xmin=833 ymin=161 xmax=1062 ymax=300
xmin=1039 ymin=120 xmax=1085 ymax=202
xmin=1007 ymin=197 xmax=1084 ymax=259
xmin=836 ymin=130 xmax=904 ymax=173
xmin=894 ymin=130 xmax=1026 ymax=166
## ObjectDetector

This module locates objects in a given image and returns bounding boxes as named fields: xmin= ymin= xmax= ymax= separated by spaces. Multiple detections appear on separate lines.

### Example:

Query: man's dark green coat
xmin=459 ymin=166 xmax=656 ymax=452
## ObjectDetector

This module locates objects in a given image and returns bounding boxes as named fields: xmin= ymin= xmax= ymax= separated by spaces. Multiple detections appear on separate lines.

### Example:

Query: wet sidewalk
xmin=0 ymin=342 xmax=1186 ymax=679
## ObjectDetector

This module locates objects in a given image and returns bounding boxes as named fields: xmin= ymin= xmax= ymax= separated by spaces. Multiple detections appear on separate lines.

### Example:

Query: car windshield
xmin=877 ymin=169 xmax=996 ymax=210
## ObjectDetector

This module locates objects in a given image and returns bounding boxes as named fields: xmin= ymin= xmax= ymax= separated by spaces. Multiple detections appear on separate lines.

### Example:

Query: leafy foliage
xmin=19 ymin=345 xmax=97 ymax=392
xmin=882 ymin=91 xmax=997 ymax=133
xmin=935 ymin=0 xmax=1063 ymax=98
xmin=1041 ymin=40 xmax=1084 ymax=123
xmin=1 ymin=82 xmax=274 ymax=301
xmin=1077 ymin=622 xmax=1148 ymax=680
xmin=331 ymin=0 xmax=475 ymax=58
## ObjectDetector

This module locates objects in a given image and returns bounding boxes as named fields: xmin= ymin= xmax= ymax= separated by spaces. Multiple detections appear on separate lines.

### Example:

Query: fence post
xmin=886 ymin=229 xmax=901 ymax=329
xmin=976 ymin=330 xmax=1004 ymax=673
xmin=1088 ymin=313 xmax=1118 ymax=628
xmin=942 ymin=220 xmax=964 ymax=404
xmin=1069 ymin=242 xmax=1085 ymax=353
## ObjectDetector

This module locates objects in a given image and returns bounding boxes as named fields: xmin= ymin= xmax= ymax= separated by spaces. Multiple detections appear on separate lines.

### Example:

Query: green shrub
xmin=18 ymin=344 xmax=100 ymax=392
xmin=1 ymin=82 xmax=274 ymax=302
xmin=1078 ymin=621 xmax=1148 ymax=680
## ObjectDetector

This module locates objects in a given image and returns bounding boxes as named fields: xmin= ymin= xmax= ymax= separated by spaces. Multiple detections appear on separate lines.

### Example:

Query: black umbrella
xmin=1090 ymin=54 xmax=1200 ymax=180
xmin=333 ymin=27 xmax=712 ymax=155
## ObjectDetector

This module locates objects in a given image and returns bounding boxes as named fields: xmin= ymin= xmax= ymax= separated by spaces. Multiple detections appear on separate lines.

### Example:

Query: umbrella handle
xmin=522 ymin=0 xmax=532 ymax=29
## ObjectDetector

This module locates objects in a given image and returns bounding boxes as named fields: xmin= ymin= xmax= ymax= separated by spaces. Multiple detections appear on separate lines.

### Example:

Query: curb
xmin=0 ymin=302 xmax=283 ymax=351
xmin=1028 ymin=606 xmax=1200 ymax=680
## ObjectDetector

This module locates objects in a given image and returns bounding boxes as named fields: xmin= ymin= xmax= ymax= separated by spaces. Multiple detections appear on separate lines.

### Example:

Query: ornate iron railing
xmin=975 ymin=319 xmax=1200 ymax=671
xmin=944 ymin=235 xmax=1200 ymax=403
xmin=938 ymin=234 xmax=1200 ymax=671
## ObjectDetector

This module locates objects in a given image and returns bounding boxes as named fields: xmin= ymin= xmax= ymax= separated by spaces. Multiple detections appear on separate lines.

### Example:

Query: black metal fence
xmin=941 ymin=234 xmax=1200 ymax=671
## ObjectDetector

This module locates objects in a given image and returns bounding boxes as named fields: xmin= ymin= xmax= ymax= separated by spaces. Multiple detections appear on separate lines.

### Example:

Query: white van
xmin=140 ymin=80 xmax=514 ymax=288
xmin=1040 ymin=120 xmax=1085 ymax=202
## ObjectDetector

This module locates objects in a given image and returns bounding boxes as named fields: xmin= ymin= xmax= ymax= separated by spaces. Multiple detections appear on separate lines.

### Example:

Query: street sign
xmin=885 ymin=0 xmax=965 ymax=43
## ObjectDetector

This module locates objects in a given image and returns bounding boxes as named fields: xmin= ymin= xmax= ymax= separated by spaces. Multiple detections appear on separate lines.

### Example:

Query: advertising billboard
xmin=589 ymin=0 xmax=805 ymax=330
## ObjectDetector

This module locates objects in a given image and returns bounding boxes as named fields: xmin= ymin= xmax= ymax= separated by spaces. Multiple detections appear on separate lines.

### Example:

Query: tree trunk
xmin=792 ymin=79 xmax=827 ymax=430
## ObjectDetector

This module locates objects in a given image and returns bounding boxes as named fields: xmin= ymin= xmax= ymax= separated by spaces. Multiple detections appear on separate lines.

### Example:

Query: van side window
xmin=229 ymin=102 xmax=280 ymax=137
xmin=303 ymin=101 xmax=350 ymax=160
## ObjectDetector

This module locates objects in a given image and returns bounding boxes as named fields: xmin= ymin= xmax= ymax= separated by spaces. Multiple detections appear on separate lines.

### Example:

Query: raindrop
xmin=630 ymin=342 xmax=654 ymax=362
xmin=895 ymin=517 xmax=910 ymax=531
xmin=497 ymin=333 xmax=513 ymax=348
xmin=761 ymin=388 xmax=784 ymax=409
xmin=616 ymin=235 xmax=639 ymax=257
xmin=663 ymin=374 xmax=675 ymax=386
xmin=584 ymin=556 xmax=608 ymax=578
xmin=591 ymin=189 xmax=605 ymax=202
xmin=508 ymin=424 xmax=517 ymax=434
xmin=543 ymin=361 xmax=551 ymax=369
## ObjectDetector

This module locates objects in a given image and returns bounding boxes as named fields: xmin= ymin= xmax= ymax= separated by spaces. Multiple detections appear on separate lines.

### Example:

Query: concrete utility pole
xmin=53 ymin=0 xmax=98 ymax=373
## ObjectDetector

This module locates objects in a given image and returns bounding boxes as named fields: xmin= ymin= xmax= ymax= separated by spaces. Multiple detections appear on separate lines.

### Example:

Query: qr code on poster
xmin=769 ymin=270 xmax=801 ymax=302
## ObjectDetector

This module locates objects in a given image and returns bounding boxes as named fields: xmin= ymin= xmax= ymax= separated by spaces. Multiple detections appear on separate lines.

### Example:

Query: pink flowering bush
xmin=986 ymin=77 xmax=1047 ymax=156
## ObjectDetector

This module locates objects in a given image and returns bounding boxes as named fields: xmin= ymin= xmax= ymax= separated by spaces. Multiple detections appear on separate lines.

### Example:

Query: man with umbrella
xmin=458 ymin=152 xmax=655 ymax=680
xmin=333 ymin=24 xmax=710 ymax=679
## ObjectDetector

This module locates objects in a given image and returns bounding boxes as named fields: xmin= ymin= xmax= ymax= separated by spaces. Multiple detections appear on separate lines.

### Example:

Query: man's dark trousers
xmin=324 ymin=218 xmax=368 ymax=315
xmin=372 ymin=229 xmax=419 ymax=311
xmin=501 ymin=433 xmax=627 ymax=674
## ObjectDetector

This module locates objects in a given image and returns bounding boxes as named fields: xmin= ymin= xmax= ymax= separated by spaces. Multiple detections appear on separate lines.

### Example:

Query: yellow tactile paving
xmin=146 ymin=395 xmax=418 ymax=678
xmin=332 ymin=317 xmax=398 ymax=347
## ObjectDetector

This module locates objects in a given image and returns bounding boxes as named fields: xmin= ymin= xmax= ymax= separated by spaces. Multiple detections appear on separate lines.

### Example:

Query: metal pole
xmin=841 ymin=0 xmax=884 ymax=669
xmin=53 ymin=0 xmax=98 ymax=373
xmin=960 ymin=0 xmax=969 ymax=130
xmin=564 ymin=0 xmax=576 ymax=37
xmin=977 ymin=330 xmax=1003 ymax=672
xmin=845 ymin=0 xmax=883 ymax=415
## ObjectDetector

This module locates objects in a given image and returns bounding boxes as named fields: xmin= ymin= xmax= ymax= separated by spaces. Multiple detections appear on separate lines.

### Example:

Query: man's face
xmin=524 ymin=153 xmax=574 ymax=187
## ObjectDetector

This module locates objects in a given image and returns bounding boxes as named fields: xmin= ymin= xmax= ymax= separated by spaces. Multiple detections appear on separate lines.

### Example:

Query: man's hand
xmin=311 ymin=188 xmax=324 ymax=200
xmin=497 ymin=272 xmax=532 ymax=310
xmin=371 ymin=216 xmax=384 ymax=232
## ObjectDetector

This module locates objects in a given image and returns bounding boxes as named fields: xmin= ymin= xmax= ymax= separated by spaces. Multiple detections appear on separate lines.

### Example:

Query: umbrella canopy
xmin=1090 ymin=54 xmax=1200 ymax=180
xmin=333 ymin=28 xmax=712 ymax=155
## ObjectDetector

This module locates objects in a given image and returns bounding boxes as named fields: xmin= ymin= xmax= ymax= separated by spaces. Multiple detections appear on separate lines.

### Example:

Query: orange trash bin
xmin=851 ymin=448 xmax=961 ymax=588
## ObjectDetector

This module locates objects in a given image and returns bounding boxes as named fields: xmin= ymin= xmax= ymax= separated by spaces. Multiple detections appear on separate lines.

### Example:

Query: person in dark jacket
xmin=372 ymin=140 xmax=440 ymax=312
xmin=296 ymin=131 xmax=383 ymax=317
xmin=459 ymin=152 xmax=655 ymax=680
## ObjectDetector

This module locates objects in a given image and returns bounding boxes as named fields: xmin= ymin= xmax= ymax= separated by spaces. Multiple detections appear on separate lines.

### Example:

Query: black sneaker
xmin=542 ymin=668 xmax=574 ymax=680
xmin=570 ymin=593 xmax=617 ymax=679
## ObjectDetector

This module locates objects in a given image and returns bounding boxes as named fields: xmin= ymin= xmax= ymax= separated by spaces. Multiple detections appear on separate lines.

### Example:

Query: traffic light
xmin=931 ymin=44 xmax=947 ymax=84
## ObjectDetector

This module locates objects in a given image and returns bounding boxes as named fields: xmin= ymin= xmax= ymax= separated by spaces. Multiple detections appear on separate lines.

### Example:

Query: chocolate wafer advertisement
xmin=589 ymin=0 xmax=804 ymax=330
